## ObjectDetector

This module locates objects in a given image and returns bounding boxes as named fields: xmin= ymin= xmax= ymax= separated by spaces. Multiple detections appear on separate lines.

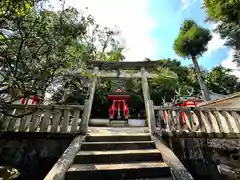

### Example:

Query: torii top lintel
xmin=86 ymin=60 xmax=161 ymax=70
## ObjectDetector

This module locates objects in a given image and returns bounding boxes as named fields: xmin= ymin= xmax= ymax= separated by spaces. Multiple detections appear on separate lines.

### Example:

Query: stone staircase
xmin=65 ymin=134 xmax=173 ymax=180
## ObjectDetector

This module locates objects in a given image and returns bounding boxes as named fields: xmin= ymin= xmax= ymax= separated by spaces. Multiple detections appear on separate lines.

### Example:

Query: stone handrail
xmin=154 ymin=106 xmax=240 ymax=136
xmin=44 ymin=135 xmax=86 ymax=180
xmin=0 ymin=104 xmax=84 ymax=133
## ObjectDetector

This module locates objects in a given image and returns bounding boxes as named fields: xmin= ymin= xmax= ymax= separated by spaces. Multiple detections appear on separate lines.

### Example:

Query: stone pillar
xmin=141 ymin=68 xmax=150 ymax=112
xmin=141 ymin=68 xmax=156 ymax=133
xmin=147 ymin=100 xmax=156 ymax=134
xmin=81 ymin=67 xmax=98 ymax=134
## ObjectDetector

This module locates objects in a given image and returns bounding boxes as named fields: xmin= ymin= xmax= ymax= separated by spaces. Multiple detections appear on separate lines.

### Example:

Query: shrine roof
xmin=198 ymin=92 xmax=240 ymax=108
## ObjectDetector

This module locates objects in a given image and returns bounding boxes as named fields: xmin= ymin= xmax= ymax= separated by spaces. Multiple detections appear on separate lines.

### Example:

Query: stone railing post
xmin=141 ymin=68 xmax=150 ymax=113
xmin=81 ymin=100 xmax=90 ymax=135
xmin=141 ymin=67 xmax=154 ymax=131
xmin=81 ymin=67 xmax=98 ymax=135
xmin=146 ymin=100 xmax=156 ymax=134
xmin=88 ymin=67 xmax=98 ymax=106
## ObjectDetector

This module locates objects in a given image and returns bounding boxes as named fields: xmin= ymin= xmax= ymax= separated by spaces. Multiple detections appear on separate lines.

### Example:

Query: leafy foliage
xmin=203 ymin=0 xmax=240 ymax=66
xmin=51 ymin=58 xmax=203 ymax=117
xmin=174 ymin=20 xmax=212 ymax=58
xmin=0 ymin=1 xmax=123 ymax=108
xmin=53 ymin=57 xmax=240 ymax=118
xmin=0 ymin=0 xmax=35 ymax=21
xmin=203 ymin=0 xmax=240 ymax=23
xmin=1 ymin=7 xmax=87 ymax=104
xmin=1 ymin=0 xmax=240 ymax=119
xmin=173 ymin=19 xmax=212 ymax=100
xmin=206 ymin=65 xmax=240 ymax=95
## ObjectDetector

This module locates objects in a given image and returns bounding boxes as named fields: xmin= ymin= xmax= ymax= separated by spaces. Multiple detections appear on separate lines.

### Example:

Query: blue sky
xmin=148 ymin=0 xmax=229 ymax=70
xmin=50 ymin=0 xmax=238 ymax=75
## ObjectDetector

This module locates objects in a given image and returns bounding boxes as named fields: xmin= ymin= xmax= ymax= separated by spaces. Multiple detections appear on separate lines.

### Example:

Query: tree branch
xmin=0 ymin=106 xmax=38 ymax=118
xmin=15 ymin=17 xmax=25 ymax=76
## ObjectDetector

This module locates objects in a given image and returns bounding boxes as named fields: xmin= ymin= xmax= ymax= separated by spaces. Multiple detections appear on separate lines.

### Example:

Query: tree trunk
xmin=191 ymin=56 xmax=211 ymax=101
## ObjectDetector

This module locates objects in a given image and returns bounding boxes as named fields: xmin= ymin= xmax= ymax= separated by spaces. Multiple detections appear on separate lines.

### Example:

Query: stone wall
xmin=161 ymin=135 xmax=240 ymax=180
xmin=0 ymin=132 xmax=74 ymax=180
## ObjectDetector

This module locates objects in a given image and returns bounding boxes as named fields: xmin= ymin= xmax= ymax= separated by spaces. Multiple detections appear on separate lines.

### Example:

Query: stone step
xmin=108 ymin=123 xmax=129 ymax=127
xmin=125 ymin=178 xmax=173 ymax=180
xmin=110 ymin=120 xmax=128 ymax=124
xmin=86 ymin=135 xmax=151 ymax=142
xmin=74 ymin=149 xmax=162 ymax=164
xmin=66 ymin=162 xmax=171 ymax=180
xmin=81 ymin=141 xmax=156 ymax=151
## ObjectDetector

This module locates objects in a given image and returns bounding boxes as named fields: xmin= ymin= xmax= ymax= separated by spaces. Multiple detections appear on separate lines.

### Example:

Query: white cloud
xmin=181 ymin=0 xmax=189 ymax=10
xmin=205 ymin=23 xmax=226 ymax=56
xmin=181 ymin=0 xmax=197 ymax=11
xmin=49 ymin=0 xmax=158 ymax=61
xmin=221 ymin=49 xmax=240 ymax=78
xmin=204 ymin=23 xmax=240 ymax=78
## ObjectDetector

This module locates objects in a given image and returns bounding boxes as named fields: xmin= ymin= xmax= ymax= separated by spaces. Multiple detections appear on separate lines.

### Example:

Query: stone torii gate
xmin=1 ymin=61 xmax=240 ymax=180
xmin=81 ymin=60 xmax=160 ymax=133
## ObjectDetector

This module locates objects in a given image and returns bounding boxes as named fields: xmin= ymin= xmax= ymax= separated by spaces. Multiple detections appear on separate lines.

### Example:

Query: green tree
xmin=0 ymin=7 xmax=89 ymax=105
xmin=0 ymin=0 xmax=36 ymax=22
xmin=206 ymin=65 xmax=240 ymax=94
xmin=203 ymin=0 xmax=240 ymax=23
xmin=173 ymin=19 xmax=212 ymax=101
xmin=203 ymin=0 xmax=240 ymax=66
xmin=0 ymin=1 xmax=122 ymax=117
xmin=52 ymin=58 xmax=203 ymax=116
